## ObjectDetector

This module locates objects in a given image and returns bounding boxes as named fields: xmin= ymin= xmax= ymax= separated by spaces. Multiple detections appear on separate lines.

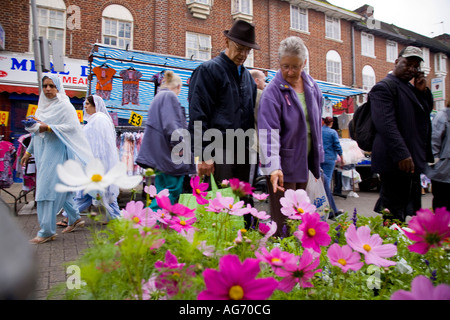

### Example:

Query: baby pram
xmin=13 ymin=133 xmax=36 ymax=211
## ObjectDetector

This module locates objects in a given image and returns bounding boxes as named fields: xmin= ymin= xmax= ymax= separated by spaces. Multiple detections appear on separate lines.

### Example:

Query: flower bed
xmin=54 ymin=162 xmax=450 ymax=301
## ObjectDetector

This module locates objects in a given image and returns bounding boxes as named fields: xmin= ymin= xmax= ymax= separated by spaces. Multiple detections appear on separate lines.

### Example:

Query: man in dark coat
xmin=188 ymin=20 xmax=260 ymax=227
xmin=370 ymin=46 xmax=434 ymax=222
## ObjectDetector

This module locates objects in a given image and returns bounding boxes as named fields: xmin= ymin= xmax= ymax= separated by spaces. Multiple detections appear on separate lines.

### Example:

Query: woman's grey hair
xmin=278 ymin=36 xmax=307 ymax=62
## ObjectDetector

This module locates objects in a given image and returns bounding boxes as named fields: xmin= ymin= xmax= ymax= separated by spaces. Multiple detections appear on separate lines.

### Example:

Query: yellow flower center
xmin=229 ymin=285 xmax=244 ymax=300
xmin=271 ymin=258 xmax=281 ymax=264
xmin=132 ymin=216 xmax=140 ymax=223
xmin=172 ymin=272 xmax=180 ymax=278
xmin=240 ymin=228 xmax=247 ymax=233
xmin=307 ymin=228 xmax=316 ymax=237
xmin=297 ymin=207 xmax=304 ymax=214
xmin=180 ymin=220 xmax=186 ymax=226
xmin=91 ymin=174 xmax=102 ymax=182
xmin=196 ymin=188 xmax=201 ymax=194
xmin=363 ymin=244 xmax=371 ymax=252
xmin=229 ymin=204 xmax=233 ymax=209
xmin=338 ymin=258 xmax=347 ymax=266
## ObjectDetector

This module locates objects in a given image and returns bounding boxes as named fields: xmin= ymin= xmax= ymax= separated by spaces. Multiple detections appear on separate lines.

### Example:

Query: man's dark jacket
xmin=188 ymin=51 xmax=257 ymax=155
xmin=370 ymin=73 xmax=434 ymax=174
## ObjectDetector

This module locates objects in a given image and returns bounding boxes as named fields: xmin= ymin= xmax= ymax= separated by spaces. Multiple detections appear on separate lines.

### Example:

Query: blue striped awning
xmin=264 ymin=70 xmax=367 ymax=106
xmin=89 ymin=45 xmax=366 ymax=121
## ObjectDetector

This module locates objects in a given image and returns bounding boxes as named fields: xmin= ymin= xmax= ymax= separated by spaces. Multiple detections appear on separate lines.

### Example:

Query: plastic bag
xmin=306 ymin=171 xmax=330 ymax=221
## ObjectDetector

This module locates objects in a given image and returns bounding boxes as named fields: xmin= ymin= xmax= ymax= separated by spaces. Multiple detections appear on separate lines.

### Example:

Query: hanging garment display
xmin=92 ymin=65 xmax=116 ymax=100
xmin=120 ymin=67 xmax=143 ymax=106
xmin=0 ymin=140 xmax=16 ymax=188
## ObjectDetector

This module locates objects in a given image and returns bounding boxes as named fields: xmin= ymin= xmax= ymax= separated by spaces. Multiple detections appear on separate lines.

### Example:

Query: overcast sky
xmin=327 ymin=0 xmax=450 ymax=38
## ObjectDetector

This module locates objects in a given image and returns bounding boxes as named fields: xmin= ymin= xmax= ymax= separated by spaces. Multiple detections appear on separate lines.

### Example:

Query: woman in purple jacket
xmin=258 ymin=36 xmax=324 ymax=237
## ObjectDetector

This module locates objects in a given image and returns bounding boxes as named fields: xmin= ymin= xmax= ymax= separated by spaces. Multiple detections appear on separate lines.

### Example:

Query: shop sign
xmin=26 ymin=104 xmax=38 ymax=118
xmin=0 ymin=111 xmax=9 ymax=126
xmin=128 ymin=112 xmax=143 ymax=127
xmin=431 ymin=78 xmax=444 ymax=101
xmin=0 ymin=52 xmax=88 ymax=91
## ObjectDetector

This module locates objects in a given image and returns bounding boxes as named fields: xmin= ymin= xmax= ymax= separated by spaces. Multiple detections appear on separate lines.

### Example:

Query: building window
xmin=290 ymin=5 xmax=308 ymax=32
xmin=361 ymin=32 xmax=375 ymax=57
xmin=326 ymin=50 xmax=342 ymax=84
xmin=102 ymin=5 xmax=133 ymax=49
xmin=231 ymin=0 xmax=253 ymax=22
xmin=186 ymin=32 xmax=211 ymax=61
xmin=362 ymin=65 xmax=376 ymax=91
xmin=435 ymin=53 xmax=447 ymax=75
xmin=30 ymin=0 xmax=66 ymax=54
xmin=386 ymin=40 xmax=397 ymax=62
xmin=325 ymin=16 xmax=340 ymax=40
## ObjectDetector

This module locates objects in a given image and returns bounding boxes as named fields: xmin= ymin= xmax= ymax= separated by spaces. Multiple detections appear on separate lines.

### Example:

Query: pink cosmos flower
xmin=280 ymin=189 xmax=316 ymax=219
xmin=327 ymin=243 xmax=364 ymax=273
xmin=205 ymin=192 xmax=226 ymax=214
xmin=144 ymin=185 xmax=170 ymax=198
xmin=122 ymin=201 xmax=154 ymax=227
xmin=229 ymin=178 xmax=255 ymax=198
xmin=404 ymin=207 xmax=450 ymax=254
xmin=275 ymin=250 xmax=322 ymax=291
xmin=140 ymin=276 xmax=167 ymax=300
xmin=167 ymin=216 xmax=197 ymax=233
xmin=215 ymin=193 xmax=249 ymax=216
xmin=154 ymin=250 xmax=195 ymax=297
xmin=258 ymin=221 xmax=278 ymax=248
xmin=156 ymin=195 xmax=195 ymax=218
xmin=190 ymin=175 xmax=209 ymax=205
xmin=253 ymin=193 xmax=269 ymax=201
xmin=294 ymin=212 xmax=331 ymax=252
xmin=391 ymin=275 xmax=450 ymax=300
xmin=255 ymin=247 xmax=297 ymax=269
xmin=221 ymin=179 xmax=230 ymax=187
xmin=197 ymin=254 xmax=278 ymax=300
xmin=246 ymin=204 xmax=271 ymax=220
xmin=345 ymin=224 xmax=397 ymax=267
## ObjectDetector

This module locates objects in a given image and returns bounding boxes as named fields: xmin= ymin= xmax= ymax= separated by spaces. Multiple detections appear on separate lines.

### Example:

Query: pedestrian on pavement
xmin=320 ymin=116 xmax=344 ymax=188
xmin=426 ymin=98 xmax=450 ymax=212
xmin=57 ymin=94 xmax=122 ymax=227
xmin=136 ymin=70 xmax=195 ymax=209
xmin=258 ymin=36 xmax=324 ymax=236
xmin=250 ymin=69 xmax=266 ymax=129
xmin=370 ymin=46 xmax=434 ymax=222
xmin=21 ymin=74 xmax=93 ymax=244
xmin=187 ymin=19 xmax=260 ymax=228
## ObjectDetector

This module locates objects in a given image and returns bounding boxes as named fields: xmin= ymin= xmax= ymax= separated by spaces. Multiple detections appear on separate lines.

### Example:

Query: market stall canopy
xmin=88 ymin=44 xmax=367 ymax=122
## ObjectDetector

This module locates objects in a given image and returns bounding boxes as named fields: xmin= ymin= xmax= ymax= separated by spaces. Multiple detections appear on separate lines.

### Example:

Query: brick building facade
xmin=1 ymin=0 xmax=449 ymax=141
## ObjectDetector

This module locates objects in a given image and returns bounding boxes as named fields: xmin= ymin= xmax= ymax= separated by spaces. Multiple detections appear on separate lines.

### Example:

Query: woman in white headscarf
xmin=21 ymin=74 xmax=94 ymax=244
xmin=58 ymin=94 xmax=121 ymax=224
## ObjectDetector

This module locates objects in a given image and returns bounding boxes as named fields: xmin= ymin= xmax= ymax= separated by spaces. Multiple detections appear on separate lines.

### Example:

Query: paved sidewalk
xmin=0 ymin=183 xmax=140 ymax=300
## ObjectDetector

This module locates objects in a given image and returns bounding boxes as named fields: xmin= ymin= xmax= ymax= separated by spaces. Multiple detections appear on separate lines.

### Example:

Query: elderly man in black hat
xmin=188 ymin=19 xmax=260 ymax=226
xmin=370 ymin=46 xmax=434 ymax=223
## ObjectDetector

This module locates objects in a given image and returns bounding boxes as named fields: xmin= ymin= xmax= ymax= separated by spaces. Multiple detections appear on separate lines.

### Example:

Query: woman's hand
xmin=21 ymin=152 xmax=31 ymax=167
xmin=197 ymin=159 xmax=215 ymax=177
xmin=270 ymin=169 xmax=285 ymax=194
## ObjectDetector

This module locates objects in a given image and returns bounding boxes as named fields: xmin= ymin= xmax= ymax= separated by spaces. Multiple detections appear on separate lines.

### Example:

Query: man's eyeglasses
xmin=231 ymin=41 xmax=252 ymax=55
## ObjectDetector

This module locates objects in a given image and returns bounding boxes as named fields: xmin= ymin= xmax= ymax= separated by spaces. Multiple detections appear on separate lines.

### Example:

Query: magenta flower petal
xmin=295 ymin=212 xmax=331 ymax=252
xmin=404 ymin=207 xmax=450 ymax=254
xmin=391 ymin=275 xmax=450 ymax=300
xmin=198 ymin=254 xmax=278 ymax=300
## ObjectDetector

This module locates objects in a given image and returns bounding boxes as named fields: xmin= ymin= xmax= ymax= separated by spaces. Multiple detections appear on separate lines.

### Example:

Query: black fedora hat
xmin=223 ymin=20 xmax=260 ymax=50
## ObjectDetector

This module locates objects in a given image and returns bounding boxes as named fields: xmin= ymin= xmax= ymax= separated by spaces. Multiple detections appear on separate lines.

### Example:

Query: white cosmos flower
xmin=55 ymin=158 xmax=142 ymax=194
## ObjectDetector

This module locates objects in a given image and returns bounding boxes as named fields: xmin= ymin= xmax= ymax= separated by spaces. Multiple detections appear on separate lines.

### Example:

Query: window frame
xmin=325 ymin=15 xmax=340 ymax=41
xmin=326 ymin=50 xmax=342 ymax=84
xmin=101 ymin=5 xmax=133 ymax=50
xmin=29 ymin=4 xmax=66 ymax=55
xmin=361 ymin=32 xmax=375 ymax=58
xmin=186 ymin=31 xmax=212 ymax=61
xmin=386 ymin=40 xmax=397 ymax=63
xmin=232 ymin=0 xmax=253 ymax=15
xmin=362 ymin=65 xmax=376 ymax=91
xmin=290 ymin=5 xmax=308 ymax=33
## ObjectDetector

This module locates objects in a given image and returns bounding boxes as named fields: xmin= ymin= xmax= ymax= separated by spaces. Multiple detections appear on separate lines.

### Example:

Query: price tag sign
xmin=0 ymin=111 xmax=9 ymax=126
xmin=76 ymin=110 xmax=83 ymax=123
xmin=128 ymin=112 xmax=143 ymax=127
xmin=26 ymin=104 xmax=38 ymax=118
